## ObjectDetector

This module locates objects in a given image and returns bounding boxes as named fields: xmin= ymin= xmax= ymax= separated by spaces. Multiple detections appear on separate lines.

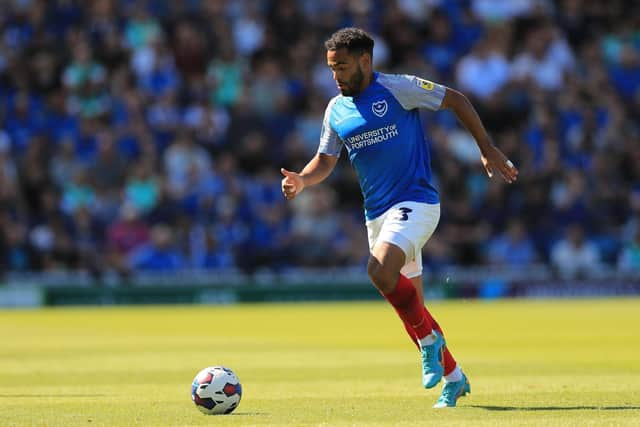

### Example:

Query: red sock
xmin=402 ymin=308 xmax=458 ymax=375
xmin=442 ymin=345 xmax=457 ymax=375
xmin=402 ymin=320 xmax=420 ymax=350
xmin=382 ymin=274 xmax=433 ymax=339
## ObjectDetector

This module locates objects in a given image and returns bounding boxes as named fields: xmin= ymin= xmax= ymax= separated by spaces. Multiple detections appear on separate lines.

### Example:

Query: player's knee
xmin=367 ymin=257 xmax=397 ymax=294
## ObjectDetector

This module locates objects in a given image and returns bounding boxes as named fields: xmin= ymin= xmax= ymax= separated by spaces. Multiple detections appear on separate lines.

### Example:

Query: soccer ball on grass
xmin=191 ymin=366 xmax=242 ymax=415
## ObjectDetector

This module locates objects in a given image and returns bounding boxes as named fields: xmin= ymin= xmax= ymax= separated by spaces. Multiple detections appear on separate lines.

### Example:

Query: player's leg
xmin=409 ymin=275 xmax=458 ymax=376
xmin=396 ymin=275 xmax=469 ymax=407
xmin=398 ymin=203 xmax=469 ymax=400
xmin=368 ymin=244 xmax=444 ymax=389
xmin=366 ymin=212 xmax=434 ymax=347
xmin=406 ymin=267 xmax=470 ymax=407
xmin=367 ymin=242 xmax=434 ymax=339
xmin=398 ymin=274 xmax=422 ymax=349
xmin=411 ymin=276 xmax=470 ymax=407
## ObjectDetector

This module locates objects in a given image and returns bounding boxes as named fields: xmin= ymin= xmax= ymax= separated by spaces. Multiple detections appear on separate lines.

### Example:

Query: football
xmin=191 ymin=366 xmax=242 ymax=415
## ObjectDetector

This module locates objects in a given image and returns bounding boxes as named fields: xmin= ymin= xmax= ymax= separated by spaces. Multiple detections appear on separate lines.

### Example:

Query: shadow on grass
xmin=231 ymin=412 xmax=269 ymax=416
xmin=470 ymin=405 xmax=640 ymax=411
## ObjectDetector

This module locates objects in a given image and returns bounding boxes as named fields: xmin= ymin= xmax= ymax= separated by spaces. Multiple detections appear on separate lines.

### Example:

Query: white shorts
xmin=366 ymin=202 xmax=440 ymax=279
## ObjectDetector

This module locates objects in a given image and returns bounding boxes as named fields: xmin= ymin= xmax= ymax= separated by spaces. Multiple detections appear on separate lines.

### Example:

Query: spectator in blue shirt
xmin=129 ymin=224 xmax=184 ymax=271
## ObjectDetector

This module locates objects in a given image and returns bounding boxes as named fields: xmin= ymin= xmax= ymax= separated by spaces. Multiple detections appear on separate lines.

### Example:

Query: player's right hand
xmin=281 ymin=168 xmax=305 ymax=200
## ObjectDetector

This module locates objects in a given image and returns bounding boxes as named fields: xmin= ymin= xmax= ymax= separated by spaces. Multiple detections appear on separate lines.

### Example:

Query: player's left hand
xmin=480 ymin=145 xmax=518 ymax=183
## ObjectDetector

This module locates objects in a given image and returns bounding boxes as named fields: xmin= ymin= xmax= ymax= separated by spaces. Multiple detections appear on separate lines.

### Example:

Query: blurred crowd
xmin=0 ymin=0 xmax=639 ymax=279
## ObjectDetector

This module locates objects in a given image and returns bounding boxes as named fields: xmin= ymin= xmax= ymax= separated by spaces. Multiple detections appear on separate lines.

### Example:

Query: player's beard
xmin=339 ymin=66 xmax=365 ymax=96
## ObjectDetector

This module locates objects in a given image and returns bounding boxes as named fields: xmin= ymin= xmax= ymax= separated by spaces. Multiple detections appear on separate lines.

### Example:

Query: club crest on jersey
xmin=371 ymin=100 xmax=388 ymax=117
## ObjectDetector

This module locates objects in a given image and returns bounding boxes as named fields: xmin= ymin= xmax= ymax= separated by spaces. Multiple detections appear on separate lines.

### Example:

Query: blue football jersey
xmin=318 ymin=72 xmax=446 ymax=220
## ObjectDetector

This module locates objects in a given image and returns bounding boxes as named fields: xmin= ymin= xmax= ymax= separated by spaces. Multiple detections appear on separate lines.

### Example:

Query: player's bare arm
xmin=440 ymin=87 xmax=519 ymax=184
xmin=280 ymin=153 xmax=339 ymax=200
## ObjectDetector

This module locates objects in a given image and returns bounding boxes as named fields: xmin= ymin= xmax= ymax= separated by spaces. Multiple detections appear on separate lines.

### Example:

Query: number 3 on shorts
xmin=397 ymin=207 xmax=412 ymax=221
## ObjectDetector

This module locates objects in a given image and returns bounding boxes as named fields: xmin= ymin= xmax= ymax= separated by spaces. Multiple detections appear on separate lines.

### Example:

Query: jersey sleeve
xmin=378 ymin=73 xmax=446 ymax=111
xmin=317 ymin=97 xmax=342 ymax=157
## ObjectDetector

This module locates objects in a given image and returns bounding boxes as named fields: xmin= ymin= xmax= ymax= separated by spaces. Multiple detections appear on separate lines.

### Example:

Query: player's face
xmin=327 ymin=48 xmax=367 ymax=96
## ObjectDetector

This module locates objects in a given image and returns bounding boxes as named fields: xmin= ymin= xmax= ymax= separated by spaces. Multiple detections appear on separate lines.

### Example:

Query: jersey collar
xmin=351 ymin=71 xmax=379 ymax=100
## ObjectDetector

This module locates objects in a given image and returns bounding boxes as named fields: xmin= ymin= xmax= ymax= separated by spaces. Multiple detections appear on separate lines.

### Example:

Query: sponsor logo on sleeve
xmin=417 ymin=78 xmax=435 ymax=91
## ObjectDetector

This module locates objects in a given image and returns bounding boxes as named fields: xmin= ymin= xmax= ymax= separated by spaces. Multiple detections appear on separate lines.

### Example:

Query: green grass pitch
xmin=1 ymin=298 xmax=639 ymax=426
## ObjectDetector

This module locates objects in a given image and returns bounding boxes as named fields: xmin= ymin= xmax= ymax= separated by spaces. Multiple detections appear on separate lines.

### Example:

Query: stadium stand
xmin=0 ymin=0 xmax=638 ymax=284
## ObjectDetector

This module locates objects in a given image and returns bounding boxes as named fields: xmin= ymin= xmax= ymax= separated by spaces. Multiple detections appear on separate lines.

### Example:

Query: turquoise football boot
xmin=433 ymin=373 xmax=471 ymax=408
xmin=421 ymin=330 xmax=445 ymax=388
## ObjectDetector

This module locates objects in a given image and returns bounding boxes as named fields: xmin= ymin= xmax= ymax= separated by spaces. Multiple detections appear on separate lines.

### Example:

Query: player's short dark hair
xmin=324 ymin=27 xmax=374 ymax=57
